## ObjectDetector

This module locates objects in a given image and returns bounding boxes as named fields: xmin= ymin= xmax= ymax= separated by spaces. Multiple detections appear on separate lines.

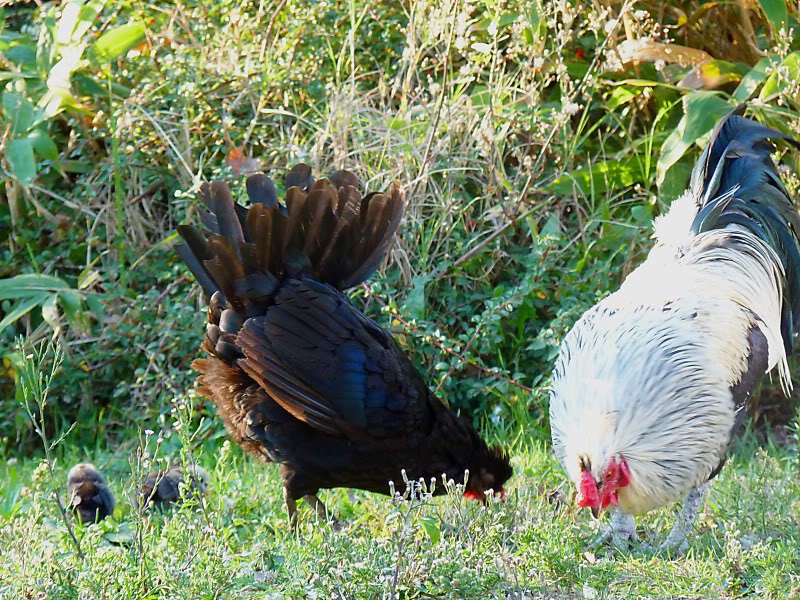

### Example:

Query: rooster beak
xmin=590 ymin=506 xmax=600 ymax=519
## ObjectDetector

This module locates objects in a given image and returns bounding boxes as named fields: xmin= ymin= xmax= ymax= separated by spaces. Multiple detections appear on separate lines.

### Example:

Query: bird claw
xmin=593 ymin=510 xmax=638 ymax=551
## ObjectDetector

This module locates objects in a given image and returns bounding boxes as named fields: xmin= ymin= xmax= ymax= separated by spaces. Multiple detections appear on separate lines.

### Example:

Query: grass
xmin=0 ymin=432 xmax=798 ymax=598
xmin=3 ymin=0 xmax=800 ymax=598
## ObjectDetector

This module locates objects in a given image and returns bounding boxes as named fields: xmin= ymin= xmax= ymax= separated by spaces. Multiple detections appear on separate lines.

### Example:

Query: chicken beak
xmin=590 ymin=506 xmax=600 ymax=519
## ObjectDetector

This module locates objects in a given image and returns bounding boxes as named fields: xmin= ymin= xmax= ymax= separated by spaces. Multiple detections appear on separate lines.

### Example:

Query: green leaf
xmin=759 ymin=0 xmax=787 ymax=30
xmin=549 ymin=159 xmax=645 ymax=197
xmin=27 ymin=129 xmax=59 ymax=161
xmin=85 ymin=294 xmax=105 ymax=320
xmin=60 ymin=289 xmax=83 ymax=323
xmin=0 ymin=274 xmax=71 ymax=300
xmin=759 ymin=52 xmax=800 ymax=100
xmin=0 ymin=294 xmax=49 ymax=332
xmin=540 ymin=212 xmax=562 ymax=240
xmin=733 ymin=56 xmax=781 ymax=102
xmin=404 ymin=274 xmax=431 ymax=321
xmin=5 ymin=44 xmax=36 ymax=69
xmin=605 ymin=86 xmax=640 ymax=110
xmin=93 ymin=21 xmax=146 ymax=62
xmin=6 ymin=138 xmax=36 ymax=184
xmin=631 ymin=204 xmax=653 ymax=225
xmin=2 ymin=91 xmax=35 ymax=135
xmin=421 ymin=516 xmax=441 ymax=545
xmin=678 ymin=60 xmax=748 ymax=90
xmin=659 ymin=156 xmax=694 ymax=202
xmin=56 ymin=0 xmax=105 ymax=45
xmin=657 ymin=92 xmax=731 ymax=188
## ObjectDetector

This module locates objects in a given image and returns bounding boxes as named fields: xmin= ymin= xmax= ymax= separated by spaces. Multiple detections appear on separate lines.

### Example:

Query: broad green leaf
xmin=4 ymin=44 xmax=36 ymax=68
xmin=759 ymin=0 xmax=788 ymax=30
xmin=657 ymin=92 xmax=731 ymax=187
xmin=733 ymin=56 xmax=781 ymax=102
xmin=540 ymin=212 xmax=562 ymax=240
xmin=93 ymin=21 xmax=145 ymax=62
xmin=605 ymin=86 xmax=640 ymax=110
xmin=2 ymin=92 xmax=35 ymax=135
xmin=56 ymin=0 xmax=104 ymax=45
xmin=60 ymin=289 xmax=83 ymax=323
xmin=6 ymin=138 xmax=36 ymax=184
xmin=659 ymin=156 xmax=693 ymax=202
xmin=0 ymin=294 xmax=49 ymax=332
xmin=421 ymin=516 xmax=441 ymax=545
xmin=28 ymin=129 xmax=59 ymax=161
xmin=404 ymin=274 xmax=431 ymax=320
xmin=85 ymin=295 xmax=105 ymax=320
xmin=55 ymin=1 xmax=83 ymax=45
xmin=631 ymin=204 xmax=653 ymax=225
xmin=0 ymin=274 xmax=71 ymax=300
xmin=548 ymin=159 xmax=645 ymax=197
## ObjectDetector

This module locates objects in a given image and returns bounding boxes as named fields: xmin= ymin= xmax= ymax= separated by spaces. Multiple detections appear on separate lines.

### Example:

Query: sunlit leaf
xmin=93 ymin=21 xmax=146 ymax=62
xmin=733 ymin=56 xmax=781 ymax=102
xmin=605 ymin=86 xmax=640 ymax=110
xmin=759 ymin=52 xmax=800 ymax=101
xmin=549 ymin=159 xmax=645 ymax=197
xmin=678 ymin=60 xmax=748 ymax=91
xmin=56 ymin=0 xmax=105 ymax=45
xmin=657 ymin=92 xmax=731 ymax=187
xmin=421 ymin=516 xmax=441 ymax=545
xmin=616 ymin=40 xmax=712 ymax=69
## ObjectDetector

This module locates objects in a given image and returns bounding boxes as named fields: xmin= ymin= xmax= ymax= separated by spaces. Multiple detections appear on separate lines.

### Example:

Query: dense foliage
xmin=6 ymin=0 xmax=796 ymax=451
xmin=3 ymin=1 xmax=800 ymax=597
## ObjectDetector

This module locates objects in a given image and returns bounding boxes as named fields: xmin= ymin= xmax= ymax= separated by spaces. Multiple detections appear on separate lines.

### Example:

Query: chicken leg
xmin=595 ymin=508 xmax=638 ymax=550
xmin=659 ymin=482 xmax=709 ymax=553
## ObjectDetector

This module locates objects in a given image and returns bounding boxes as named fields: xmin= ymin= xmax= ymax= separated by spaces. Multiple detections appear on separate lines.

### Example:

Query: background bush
xmin=2 ymin=0 xmax=800 ymax=453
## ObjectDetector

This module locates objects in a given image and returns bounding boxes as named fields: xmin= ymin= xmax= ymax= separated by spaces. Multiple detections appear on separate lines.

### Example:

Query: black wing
xmin=236 ymin=278 xmax=433 ymax=440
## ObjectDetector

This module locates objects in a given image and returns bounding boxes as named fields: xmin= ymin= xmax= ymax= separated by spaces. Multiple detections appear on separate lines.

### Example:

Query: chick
xmin=140 ymin=464 xmax=210 ymax=508
xmin=66 ymin=463 xmax=115 ymax=523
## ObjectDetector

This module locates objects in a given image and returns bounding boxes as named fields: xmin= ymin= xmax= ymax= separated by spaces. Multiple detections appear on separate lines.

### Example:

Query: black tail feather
xmin=690 ymin=110 xmax=800 ymax=354
xmin=175 ymin=165 xmax=404 ymax=311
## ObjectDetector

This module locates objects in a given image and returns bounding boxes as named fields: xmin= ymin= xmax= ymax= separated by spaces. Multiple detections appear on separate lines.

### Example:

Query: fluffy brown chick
xmin=67 ymin=463 xmax=115 ymax=523
xmin=139 ymin=464 xmax=210 ymax=508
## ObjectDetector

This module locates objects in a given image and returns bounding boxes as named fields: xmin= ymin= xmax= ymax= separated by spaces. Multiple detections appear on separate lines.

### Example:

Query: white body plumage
xmin=550 ymin=189 xmax=789 ymax=515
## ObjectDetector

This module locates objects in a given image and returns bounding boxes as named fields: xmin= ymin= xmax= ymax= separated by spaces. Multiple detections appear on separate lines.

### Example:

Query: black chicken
xmin=175 ymin=165 xmax=512 ymax=522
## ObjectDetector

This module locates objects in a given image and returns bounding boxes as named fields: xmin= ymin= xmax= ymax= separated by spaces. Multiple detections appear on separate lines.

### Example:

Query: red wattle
xmin=578 ymin=469 xmax=600 ymax=508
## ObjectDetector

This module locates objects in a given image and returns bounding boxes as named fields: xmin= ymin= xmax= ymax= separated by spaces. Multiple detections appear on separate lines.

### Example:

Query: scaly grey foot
xmin=658 ymin=482 xmax=709 ymax=554
xmin=594 ymin=509 xmax=638 ymax=550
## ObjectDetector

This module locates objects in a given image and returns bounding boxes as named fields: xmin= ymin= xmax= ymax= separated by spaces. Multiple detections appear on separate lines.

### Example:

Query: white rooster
xmin=549 ymin=110 xmax=800 ymax=551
